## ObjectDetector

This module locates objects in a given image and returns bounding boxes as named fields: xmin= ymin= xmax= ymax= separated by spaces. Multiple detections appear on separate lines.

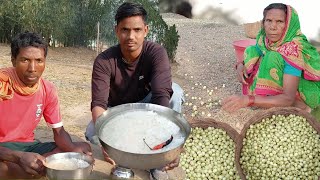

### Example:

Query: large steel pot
xmin=95 ymin=103 xmax=191 ymax=170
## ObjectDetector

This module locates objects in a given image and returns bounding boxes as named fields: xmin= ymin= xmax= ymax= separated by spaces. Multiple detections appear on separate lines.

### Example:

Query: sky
xmin=189 ymin=0 xmax=319 ymax=41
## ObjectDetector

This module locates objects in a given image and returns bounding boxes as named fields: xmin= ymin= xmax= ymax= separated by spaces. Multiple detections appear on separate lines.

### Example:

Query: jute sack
xmin=235 ymin=107 xmax=320 ymax=179
xmin=186 ymin=118 xmax=241 ymax=178
xmin=188 ymin=118 xmax=239 ymax=142
xmin=243 ymin=21 xmax=261 ymax=39
xmin=189 ymin=118 xmax=240 ymax=177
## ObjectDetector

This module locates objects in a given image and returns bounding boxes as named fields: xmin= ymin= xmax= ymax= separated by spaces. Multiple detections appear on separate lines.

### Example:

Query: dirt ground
xmin=0 ymin=14 xmax=260 ymax=179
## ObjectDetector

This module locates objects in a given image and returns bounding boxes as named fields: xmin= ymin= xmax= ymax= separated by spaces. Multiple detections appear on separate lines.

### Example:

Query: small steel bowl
xmin=45 ymin=152 xmax=94 ymax=180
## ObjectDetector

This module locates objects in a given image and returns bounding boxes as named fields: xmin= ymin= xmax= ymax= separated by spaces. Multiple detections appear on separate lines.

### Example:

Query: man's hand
xmin=53 ymin=127 xmax=93 ymax=156
xmin=101 ymin=146 xmax=116 ymax=165
xmin=162 ymin=156 xmax=180 ymax=171
xmin=72 ymin=142 xmax=93 ymax=156
xmin=18 ymin=152 xmax=46 ymax=176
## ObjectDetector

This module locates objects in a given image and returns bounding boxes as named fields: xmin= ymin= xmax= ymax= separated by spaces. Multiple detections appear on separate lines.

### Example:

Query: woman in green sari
xmin=222 ymin=3 xmax=320 ymax=112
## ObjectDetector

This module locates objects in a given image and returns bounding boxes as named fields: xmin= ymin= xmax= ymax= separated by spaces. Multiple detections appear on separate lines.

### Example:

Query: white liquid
xmin=100 ymin=110 xmax=185 ymax=154
xmin=46 ymin=158 xmax=90 ymax=170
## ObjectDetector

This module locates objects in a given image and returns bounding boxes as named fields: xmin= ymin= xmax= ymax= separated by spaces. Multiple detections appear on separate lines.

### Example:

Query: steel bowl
xmin=95 ymin=103 xmax=191 ymax=170
xmin=45 ymin=152 xmax=94 ymax=180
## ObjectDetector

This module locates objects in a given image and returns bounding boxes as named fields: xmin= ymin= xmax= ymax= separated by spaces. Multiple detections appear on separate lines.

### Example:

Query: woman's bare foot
xmin=293 ymin=99 xmax=311 ymax=113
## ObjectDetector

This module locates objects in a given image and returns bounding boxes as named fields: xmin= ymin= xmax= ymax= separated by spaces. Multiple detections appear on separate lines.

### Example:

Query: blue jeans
xmin=85 ymin=82 xmax=184 ymax=145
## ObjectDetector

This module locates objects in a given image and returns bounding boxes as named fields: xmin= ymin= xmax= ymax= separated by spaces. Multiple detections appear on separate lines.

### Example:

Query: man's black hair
xmin=11 ymin=31 xmax=48 ymax=58
xmin=115 ymin=2 xmax=148 ymax=25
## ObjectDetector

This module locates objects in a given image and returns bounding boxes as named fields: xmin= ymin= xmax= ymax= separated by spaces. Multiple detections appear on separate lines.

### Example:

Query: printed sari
xmin=0 ymin=67 xmax=40 ymax=101
xmin=243 ymin=5 xmax=320 ymax=109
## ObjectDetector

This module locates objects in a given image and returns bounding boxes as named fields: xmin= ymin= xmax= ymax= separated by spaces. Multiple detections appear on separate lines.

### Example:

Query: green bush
xmin=163 ymin=24 xmax=179 ymax=63
xmin=140 ymin=0 xmax=179 ymax=62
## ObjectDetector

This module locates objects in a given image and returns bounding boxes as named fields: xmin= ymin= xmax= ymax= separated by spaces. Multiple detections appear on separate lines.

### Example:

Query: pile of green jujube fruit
xmin=180 ymin=127 xmax=240 ymax=180
xmin=240 ymin=114 xmax=320 ymax=179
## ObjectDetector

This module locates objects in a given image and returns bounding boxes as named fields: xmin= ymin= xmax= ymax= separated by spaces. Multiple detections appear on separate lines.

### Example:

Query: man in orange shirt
xmin=0 ymin=31 xmax=92 ymax=179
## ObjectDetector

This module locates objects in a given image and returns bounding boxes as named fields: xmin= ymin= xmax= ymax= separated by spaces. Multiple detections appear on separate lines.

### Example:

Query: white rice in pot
xmin=100 ymin=110 xmax=185 ymax=154
xmin=46 ymin=158 xmax=90 ymax=170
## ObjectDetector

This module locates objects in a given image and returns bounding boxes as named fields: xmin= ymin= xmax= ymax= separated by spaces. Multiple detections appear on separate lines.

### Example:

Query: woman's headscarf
xmin=247 ymin=5 xmax=320 ymax=81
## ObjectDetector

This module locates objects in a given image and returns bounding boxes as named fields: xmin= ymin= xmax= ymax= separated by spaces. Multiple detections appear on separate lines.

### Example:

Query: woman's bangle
xmin=235 ymin=61 xmax=244 ymax=69
xmin=248 ymin=95 xmax=255 ymax=106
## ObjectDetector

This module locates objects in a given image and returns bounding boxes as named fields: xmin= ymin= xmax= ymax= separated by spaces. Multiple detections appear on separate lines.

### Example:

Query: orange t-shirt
xmin=0 ymin=79 xmax=62 ymax=142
